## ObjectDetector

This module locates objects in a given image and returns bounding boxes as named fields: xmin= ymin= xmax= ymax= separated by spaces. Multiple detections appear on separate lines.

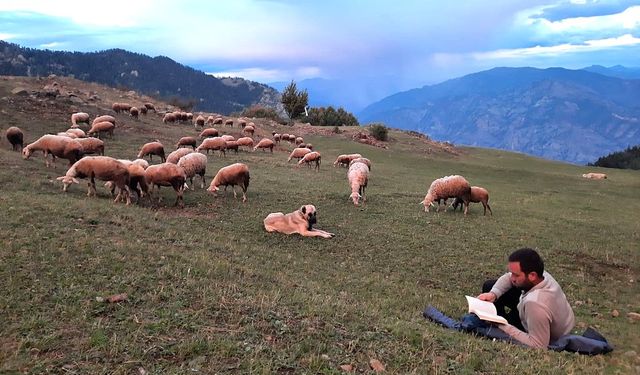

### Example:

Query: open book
xmin=465 ymin=296 xmax=508 ymax=325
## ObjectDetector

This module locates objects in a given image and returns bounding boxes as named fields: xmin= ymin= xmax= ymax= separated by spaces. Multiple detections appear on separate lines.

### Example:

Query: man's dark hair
xmin=509 ymin=248 xmax=544 ymax=276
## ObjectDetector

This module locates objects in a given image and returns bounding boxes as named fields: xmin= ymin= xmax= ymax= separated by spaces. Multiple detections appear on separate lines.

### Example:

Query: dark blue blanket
xmin=423 ymin=305 xmax=613 ymax=355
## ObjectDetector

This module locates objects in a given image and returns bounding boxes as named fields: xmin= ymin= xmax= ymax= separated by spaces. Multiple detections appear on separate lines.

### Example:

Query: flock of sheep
xmin=4 ymin=103 xmax=501 ymax=219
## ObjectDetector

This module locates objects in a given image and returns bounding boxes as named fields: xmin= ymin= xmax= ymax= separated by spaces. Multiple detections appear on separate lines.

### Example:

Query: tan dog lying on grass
xmin=263 ymin=204 xmax=335 ymax=238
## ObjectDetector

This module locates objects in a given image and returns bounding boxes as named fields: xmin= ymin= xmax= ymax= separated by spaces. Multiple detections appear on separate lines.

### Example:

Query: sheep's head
xmin=21 ymin=147 xmax=32 ymax=159
xmin=350 ymin=192 xmax=362 ymax=206
xmin=207 ymin=184 xmax=220 ymax=195
xmin=421 ymin=193 xmax=435 ymax=212
xmin=56 ymin=176 xmax=79 ymax=191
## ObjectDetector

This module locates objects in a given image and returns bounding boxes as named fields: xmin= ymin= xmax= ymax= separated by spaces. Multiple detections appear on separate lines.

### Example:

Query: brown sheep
xmin=207 ymin=163 xmax=250 ymax=202
xmin=451 ymin=186 xmax=492 ymax=215
xmin=224 ymin=119 xmax=234 ymax=127
xmin=288 ymin=147 xmax=312 ymax=162
xmin=334 ymin=153 xmax=362 ymax=168
xmin=213 ymin=117 xmax=223 ymax=125
xmin=166 ymin=148 xmax=194 ymax=164
xmin=22 ymin=134 xmax=84 ymax=168
xmin=243 ymin=125 xmax=255 ymax=137
xmin=194 ymin=115 xmax=206 ymax=129
xmin=163 ymin=113 xmax=177 ymax=124
xmin=105 ymin=160 xmax=149 ymax=202
xmin=195 ymin=137 xmax=227 ymax=156
xmin=130 ymin=106 xmax=140 ymax=119
xmin=421 ymin=175 xmax=472 ymax=215
xmin=225 ymin=140 xmax=239 ymax=153
xmin=57 ymin=156 xmax=131 ymax=205
xmin=176 ymin=136 xmax=197 ymax=149
xmin=93 ymin=115 xmax=116 ymax=125
xmin=71 ymin=112 xmax=90 ymax=126
xmin=582 ymin=172 xmax=607 ymax=180
xmin=137 ymin=141 xmax=166 ymax=162
xmin=253 ymin=138 xmax=275 ymax=152
xmin=177 ymin=152 xmax=208 ymax=189
xmin=6 ymin=126 xmax=24 ymax=151
xmin=87 ymin=121 xmax=115 ymax=138
xmin=199 ymin=128 xmax=219 ymax=139
xmin=75 ymin=137 xmax=105 ymax=156
xmin=145 ymin=163 xmax=187 ymax=207
xmin=297 ymin=151 xmax=321 ymax=170
xmin=236 ymin=137 xmax=254 ymax=150
xmin=144 ymin=102 xmax=156 ymax=112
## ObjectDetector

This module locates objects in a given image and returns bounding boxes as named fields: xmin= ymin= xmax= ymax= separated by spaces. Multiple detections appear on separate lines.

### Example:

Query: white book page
xmin=465 ymin=295 xmax=508 ymax=324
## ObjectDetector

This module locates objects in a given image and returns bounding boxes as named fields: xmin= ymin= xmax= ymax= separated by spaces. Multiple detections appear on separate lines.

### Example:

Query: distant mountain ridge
xmin=358 ymin=67 xmax=640 ymax=164
xmin=0 ymin=41 xmax=282 ymax=114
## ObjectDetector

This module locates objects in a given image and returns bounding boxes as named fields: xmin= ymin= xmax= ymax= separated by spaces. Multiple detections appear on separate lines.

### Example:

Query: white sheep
xmin=451 ymin=186 xmax=492 ymax=215
xmin=166 ymin=148 xmax=194 ymax=164
xmin=288 ymin=147 xmax=312 ymax=162
xmin=74 ymin=137 xmax=105 ymax=156
xmin=137 ymin=141 xmax=166 ymax=162
xmin=221 ymin=134 xmax=235 ymax=142
xmin=177 ymin=152 xmax=208 ymax=189
xmin=243 ymin=125 xmax=255 ymax=137
xmin=163 ymin=113 xmax=177 ymax=124
xmin=92 ymin=115 xmax=116 ymax=125
xmin=65 ymin=128 xmax=86 ymax=138
xmin=87 ymin=121 xmax=115 ymax=138
xmin=236 ymin=136 xmax=254 ymax=150
xmin=71 ymin=112 xmax=90 ymax=126
xmin=194 ymin=115 xmax=206 ymax=129
xmin=334 ymin=153 xmax=362 ymax=168
xmin=349 ymin=157 xmax=371 ymax=171
xmin=199 ymin=128 xmax=219 ymax=139
xmin=421 ymin=175 xmax=472 ymax=215
xmin=22 ymin=134 xmax=84 ymax=168
xmin=5 ymin=126 xmax=24 ymax=151
xmin=347 ymin=161 xmax=369 ymax=206
xmin=195 ymin=137 xmax=227 ymax=156
xmin=207 ymin=163 xmax=250 ymax=202
xmin=582 ymin=172 xmax=607 ymax=180
xmin=105 ymin=159 xmax=149 ymax=201
xmin=57 ymin=156 xmax=131 ymax=205
xmin=253 ymin=138 xmax=275 ymax=152
xmin=145 ymin=163 xmax=187 ymax=207
xmin=297 ymin=151 xmax=321 ymax=170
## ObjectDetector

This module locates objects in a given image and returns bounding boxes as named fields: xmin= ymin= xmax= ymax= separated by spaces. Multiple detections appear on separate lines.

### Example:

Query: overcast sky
xmin=1 ymin=0 xmax=639 ymax=89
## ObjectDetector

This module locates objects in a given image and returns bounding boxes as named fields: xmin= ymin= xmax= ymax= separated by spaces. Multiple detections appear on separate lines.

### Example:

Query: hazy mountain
xmin=582 ymin=65 xmax=640 ymax=80
xmin=359 ymin=67 xmax=640 ymax=164
xmin=0 ymin=41 xmax=282 ymax=114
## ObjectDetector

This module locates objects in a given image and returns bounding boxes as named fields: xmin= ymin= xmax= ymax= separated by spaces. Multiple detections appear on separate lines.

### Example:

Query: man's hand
xmin=477 ymin=292 xmax=497 ymax=302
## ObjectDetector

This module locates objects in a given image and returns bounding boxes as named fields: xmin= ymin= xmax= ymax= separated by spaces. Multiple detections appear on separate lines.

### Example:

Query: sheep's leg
xmin=200 ymin=174 xmax=205 ymax=189
xmin=463 ymin=201 xmax=469 ymax=216
xmin=232 ymin=186 xmax=238 ymax=199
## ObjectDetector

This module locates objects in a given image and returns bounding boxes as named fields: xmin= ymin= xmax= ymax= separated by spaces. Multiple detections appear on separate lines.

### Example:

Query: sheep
xmin=129 ymin=106 xmax=140 ymax=119
xmin=305 ymin=143 xmax=313 ymax=150
xmin=272 ymin=132 xmax=281 ymax=144
xmin=295 ymin=137 xmax=304 ymax=145
xmin=224 ymin=119 xmax=234 ymax=127
xmin=186 ymin=113 xmax=194 ymax=121
xmin=288 ymin=147 xmax=312 ymax=162
xmin=112 ymin=102 xmax=131 ymax=113
xmin=582 ymin=172 xmax=607 ymax=180
xmin=347 ymin=161 xmax=370 ymax=206
xmin=87 ymin=121 xmax=115 ymax=138
xmin=225 ymin=140 xmax=239 ymax=153
xmin=349 ymin=157 xmax=371 ymax=171
xmin=253 ymin=138 xmax=275 ymax=152
xmin=243 ymin=125 xmax=255 ymax=137
xmin=297 ymin=151 xmax=321 ymax=170
xmin=176 ymin=136 xmax=197 ymax=149
xmin=163 ymin=113 xmax=177 ymax=124
xmin=194 ymin=115 xmax=205 ymax=129
xmin=166 ymin=148 xmax=194 ymax=164
xmin=213 ymin=117 xmax=223 ymax=125
xmin=137 ymin=141 xmax=166 ymax=162
xmin=221 ymin=134 xmax=235 ymax=142
xmin=334 ymin=153 xmax=362 ymax=168
xmin=144 ymin=102 xmax=156 ymax=112
xmin=57 ymin=132 xmax=77 ymax=138
xmin=93 ymin=115 xmax=116 ymax=125
xmin=177 ymin=152 xmax=208 ymax=189
xmin=74 ymin=137 xmax=105 ymax=156
xmin=421 ymin=175 xmax=472 ymax=215
xmin=199 ymin=128 xmax=219 ymax=139
xmin=206 ymin=116 xmax=215 ymax=126
xmin=56 ymin=156 xmax=131 ymax=205
xmin=22 ymin=134 xmax=84 ymax=168
xmin=140 ymin=106 xmax=148 ymax=115
xmin=239 ymin=119 xmax=247 ymax=128
xmin=451 ymin=186 xmax=492 ymax=216
xmin=132 ymin=158 xmax=149 ymax=169
xmin=195 ymin=137 xmax=227 ymax=156
xmin=105 ymin=160 xmax=149 ymax=202
xmin=207 ymin=163 xmax=250 ymax=202
xmin=71 ymin=112 xmax=90 ymax=126
xmin=65 ymin=128 xmax=86 ymax=138
xmin=144 ymin=163 xmax=187 ymax=207
xmin=5 ymin=126 xmax=24 ymax=151
xmin=288 ymin=134 xmax=296 ymax=143
xmin=236 ymin=136 xmax=254 ymax=150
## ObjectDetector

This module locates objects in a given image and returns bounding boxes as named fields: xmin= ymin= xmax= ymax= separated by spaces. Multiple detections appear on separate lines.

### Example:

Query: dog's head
xmin=299 ymin=204 xmax=317 ymax=230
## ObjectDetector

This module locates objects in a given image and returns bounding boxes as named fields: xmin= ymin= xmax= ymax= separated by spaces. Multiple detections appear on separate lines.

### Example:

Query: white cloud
xmin=208 ymin=68 xmax=287 ymax=82
xmin=0 ymin=33 xmax=16 ymax=40
xmin=40 ymin=41 xmax=61 ymax=49
xmin=536 ymin=5 xmax=640 ymax=33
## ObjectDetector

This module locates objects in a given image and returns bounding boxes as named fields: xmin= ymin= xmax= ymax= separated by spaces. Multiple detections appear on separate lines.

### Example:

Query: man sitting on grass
xmin=477 ymin=247 xmax=575 ymax=348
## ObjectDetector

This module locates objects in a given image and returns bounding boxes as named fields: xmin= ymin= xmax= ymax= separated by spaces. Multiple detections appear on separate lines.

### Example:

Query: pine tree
xmin=281 ymin=81 xmax=308 ymax=120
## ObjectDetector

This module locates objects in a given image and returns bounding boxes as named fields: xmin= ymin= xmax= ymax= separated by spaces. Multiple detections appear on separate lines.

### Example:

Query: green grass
xmin=1 ymin=88 xmax=639 ymax=374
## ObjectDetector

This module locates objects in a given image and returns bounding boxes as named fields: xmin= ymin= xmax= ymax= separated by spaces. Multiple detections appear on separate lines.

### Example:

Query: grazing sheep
xmin=140 ymin=106 xmax=148 ymax=115
xmin=295 ymin=137 xmax=304 ymax=145
xmin=132 ymin=158 xmax=149 ymax=169
xmin=221 ymin=134 xmax=235 ymax=142
xmin=206 ymin=116 xmax=215 ymax=126
xmin=195 ymin=137 xmax=227 ymax=156
xmin=288 ymin=134 xmax=296 ymax=143
xmin=451 ymin=186 xmax=492 ymax=216
xmin=236 ymin=136 xmax=254 ymax=150
xmin=298 ymin=151 xmax=321 ymax=170
xmin=93 ymin=115 xmax=116 ymax=125
xmin=288 ymin=147 xmax=312 ymax=162
xmin=243 ymin=125 xmax=255 ymax=137
xmin=239 ymin=119 xmax=247 ymax=128
xmin=207 ymin=163 xmax=250 ymax=202
xmin=71 ymin=112 xmax=90 ymax=126
xmin=6 ymin=126 xmax=24 ymax=151
xmin=349 ymin=157 xmax=371 ymax=171
xmin=280 ymin=133 xmax=290 ymax=143
xmin=163 ymin=113 xmax=177 ymax=124
xmin=106 ymin=160 xmax=149 ymax=201
xmin=334 ymin=153 xmax=362 ymax=168
xmin=186 ymin=113 xmax=193 ymax=121
xmin=272 ymin=132 xmax=281 ymax=144
xmin=224 ymin=119 xmax=234 ymax=127
xmin=194 ymin=115 xmax=206 ymax=128
xmin=75 ymin=137 xmax=105 ymax=156
xmin=213 ymin=117 xmax=223 ymax=125
xmin=137 ymin=141 xmax=166 ymax=162
xmin=57 ymin=132 xmax=78 ymax=139
xmin=199 ymin=128 xmax=219 ymax=138
xmin=112 ymin=103 xmax=131 ymax=113
xmin=22 ymin=134 xmax=83 ymax=168
xmin=57 ymin=156 xmax=131 ymax=205
xmin=421 ymin=175 xmax=472 ymax=215
xmin=305 ymin=143 xmax=313 ymax=150
xmin=582 ymin=172 xmax=607 ymax=180
xmin=225 ymin=140 xmax=239 ymax=153
xmin=166 ymin=148 xmax=194 ymax=164
xmin=87 ymin=121 xmax=115 ymax=138
xmin=253 ymin=138 xmax=275 ymax=152
xmin=178 ymin=152 xmax=208 ymax=189
xmin=65 ymin=128 xmax=86 ymax=138
xmin=176 ymin=136 xmax=197 ymax=149
xmin=145 ymin=163 xmax=187 ymax=207
xmin=144 ymin=102 xmax=156 ymax=112
xmin=347 ymin=160 xmax=370 ymax=206
xmin=129 ymin=106 xmax=140 ymax=119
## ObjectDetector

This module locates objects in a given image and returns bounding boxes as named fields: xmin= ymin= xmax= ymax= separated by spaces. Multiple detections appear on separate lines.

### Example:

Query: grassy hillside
xmin=1 ymin=76 xmax=639 ymax=374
